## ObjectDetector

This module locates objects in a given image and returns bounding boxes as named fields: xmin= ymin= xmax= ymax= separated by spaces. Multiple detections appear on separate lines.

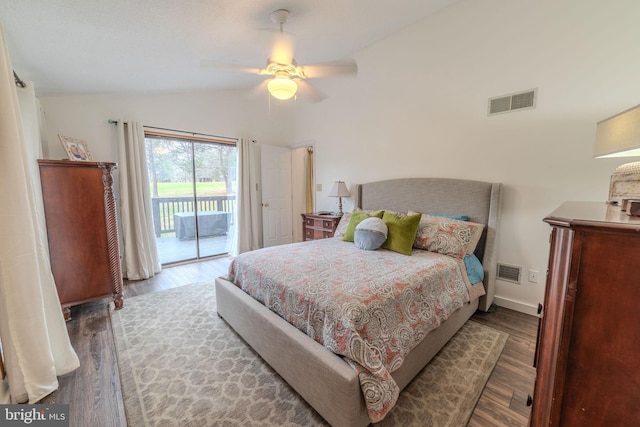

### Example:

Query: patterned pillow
xmin=354 ymin=217 xmax=388 ymax=250
xmin=334 ymin=212 xmax=351 ymax=237
xmin=409 ymin=211 xmax=485 ymax=259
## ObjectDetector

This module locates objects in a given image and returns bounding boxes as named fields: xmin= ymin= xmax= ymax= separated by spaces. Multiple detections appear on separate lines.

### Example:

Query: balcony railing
xmin=151 ymin=195 xmax=236 ymax=237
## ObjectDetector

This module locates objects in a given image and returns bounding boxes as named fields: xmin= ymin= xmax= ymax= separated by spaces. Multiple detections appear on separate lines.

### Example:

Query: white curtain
xmin=116 ymin=121 xmax=161 ymax=279
xmin=0 ymin=24 xmax=79 ymax=404
xmin=305 ymin=147 xmax=314 ymax=213
xmin=234 ymin=138 xmax=262 ymax=255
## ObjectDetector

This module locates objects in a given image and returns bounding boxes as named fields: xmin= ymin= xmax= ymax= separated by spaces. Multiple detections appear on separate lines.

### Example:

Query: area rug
xmin=110 ymin=282 xmax=507 ymax=426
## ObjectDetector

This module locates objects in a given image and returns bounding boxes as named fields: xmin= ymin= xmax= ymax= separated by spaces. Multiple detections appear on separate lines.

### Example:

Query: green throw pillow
xmin=381 ymin=212 xmax=422 ymax=255
xmin=342 ymin=209 xmax=384 ymax=242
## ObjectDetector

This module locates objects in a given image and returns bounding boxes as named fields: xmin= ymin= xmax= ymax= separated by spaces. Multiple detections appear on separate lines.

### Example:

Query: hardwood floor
xmin=42 ymin=256 xmax=537 ymax=426
xmin=469 ymin=306 xmax=537 ymax=426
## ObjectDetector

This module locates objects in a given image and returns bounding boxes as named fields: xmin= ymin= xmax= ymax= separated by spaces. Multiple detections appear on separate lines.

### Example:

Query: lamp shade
xmin=594 ymin=104 xmax=640 ymax=158
xmin=267 ymin=75 xmax=297 ymax=100
xmin=328 ymin=181 xmax=351 ymax=198
xmin=594 ymin=104 xmax=640 ymax=207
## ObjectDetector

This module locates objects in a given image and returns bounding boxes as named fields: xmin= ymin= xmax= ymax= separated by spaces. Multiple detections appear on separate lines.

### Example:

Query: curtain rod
xmin=13 ymin=70 xmax=26 ymax=88
xmin=107 ymin=119 xmax=238 ymax=142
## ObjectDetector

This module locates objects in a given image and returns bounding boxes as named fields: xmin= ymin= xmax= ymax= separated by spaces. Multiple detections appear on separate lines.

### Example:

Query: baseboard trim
xmin=494 ymin=296 xmax=539 ymax=317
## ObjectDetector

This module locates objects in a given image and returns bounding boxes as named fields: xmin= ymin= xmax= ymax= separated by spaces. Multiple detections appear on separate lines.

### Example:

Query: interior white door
xmin=261 ymin=145 xmax=292 ymax=247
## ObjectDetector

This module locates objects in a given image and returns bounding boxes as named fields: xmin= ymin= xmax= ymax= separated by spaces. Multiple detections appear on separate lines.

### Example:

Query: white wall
xmin=290 ymin=0 xmax=640 ymax=314
xmin=36 ymin=0 xmax=640 ymax=315
xmin=39 ymin=88 xmax=294 ymax=163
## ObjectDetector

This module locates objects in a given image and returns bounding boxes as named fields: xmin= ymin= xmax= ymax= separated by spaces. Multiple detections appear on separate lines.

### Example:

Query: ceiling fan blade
xmin=200 ymin=59 xmax=263 ymax=75
xmin=299 ymin=59 xmax=358 ymax=79
xmin=296 ymin=79 xmax=327 ymax=103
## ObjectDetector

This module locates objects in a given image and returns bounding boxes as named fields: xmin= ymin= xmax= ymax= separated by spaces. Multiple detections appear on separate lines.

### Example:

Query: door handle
xmin=262 ymin=202 xmax=270 ymax=207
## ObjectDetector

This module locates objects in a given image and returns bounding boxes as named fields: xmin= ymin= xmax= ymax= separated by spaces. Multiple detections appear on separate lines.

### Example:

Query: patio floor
xmin=156 ymin=234 xmax=229 ymax=265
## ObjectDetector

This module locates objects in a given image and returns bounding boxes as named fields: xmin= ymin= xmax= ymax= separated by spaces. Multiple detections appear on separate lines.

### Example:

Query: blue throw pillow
xmin=464 ymin=254 xmax=484 ymax=284
xmin=430 ymin=213 xmax=470 ymax=221
xmin=354 ymin=217 xmax=388 ymax=251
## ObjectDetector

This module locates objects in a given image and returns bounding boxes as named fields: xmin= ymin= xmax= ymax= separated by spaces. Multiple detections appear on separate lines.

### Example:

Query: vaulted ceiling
xmin=1 ymin=0 xmax=460 ymax=96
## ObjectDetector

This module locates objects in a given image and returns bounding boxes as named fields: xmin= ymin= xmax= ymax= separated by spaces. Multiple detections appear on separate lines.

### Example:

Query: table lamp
xmin=328 ymin=181 xmax=350 ymax=216
xmin=594 ymin=104 xmax=640 ymax=206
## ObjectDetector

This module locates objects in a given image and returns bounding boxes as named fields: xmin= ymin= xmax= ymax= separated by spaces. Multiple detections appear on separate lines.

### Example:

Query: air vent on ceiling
xmin=497 ymin=263 xmax=522 ymax=284
xmin=488 ymin=89 xmax=537 ymax=116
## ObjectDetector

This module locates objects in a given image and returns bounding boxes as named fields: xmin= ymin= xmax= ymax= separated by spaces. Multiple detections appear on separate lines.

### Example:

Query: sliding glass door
xmin=145 ymin=132 xmax=237 ymax=265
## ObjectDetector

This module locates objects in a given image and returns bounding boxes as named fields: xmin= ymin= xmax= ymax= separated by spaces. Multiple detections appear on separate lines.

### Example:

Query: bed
xmin=215 ymin=178 xmax=502 ymax=426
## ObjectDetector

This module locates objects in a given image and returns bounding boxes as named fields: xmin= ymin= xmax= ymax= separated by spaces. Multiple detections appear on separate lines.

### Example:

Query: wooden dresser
xmin=530 ymin=201 xmax=640 ymax=425
xmin=301 ymin=213 xmax=341 ymax=241
xmin=38 ymin=160 xmax=124 ymax=320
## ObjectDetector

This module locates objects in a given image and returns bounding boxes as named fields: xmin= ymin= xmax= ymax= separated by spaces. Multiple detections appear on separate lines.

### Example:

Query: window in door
xmin=145 ymin=129 xmax=237 ymax=265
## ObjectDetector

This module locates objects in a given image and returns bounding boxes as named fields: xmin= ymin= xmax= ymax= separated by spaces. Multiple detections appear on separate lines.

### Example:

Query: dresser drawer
xmin=305 ymin=228 xmax=334 ymax=240
xmin=304 ymin=228 xmax=314 ymax=240
xmin=301 ymin=213 xmax=341 ymax=241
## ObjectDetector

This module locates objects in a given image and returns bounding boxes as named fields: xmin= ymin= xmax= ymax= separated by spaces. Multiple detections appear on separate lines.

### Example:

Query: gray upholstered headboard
xmin=355 ymin=178 xmax=502 ymax=312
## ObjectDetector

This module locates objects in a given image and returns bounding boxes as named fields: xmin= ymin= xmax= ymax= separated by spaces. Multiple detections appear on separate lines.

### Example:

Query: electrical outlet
xmin=528 ymin=269 xmax=539 ymax=283
xmin=316 ymin=183 xmax=322 ymax=192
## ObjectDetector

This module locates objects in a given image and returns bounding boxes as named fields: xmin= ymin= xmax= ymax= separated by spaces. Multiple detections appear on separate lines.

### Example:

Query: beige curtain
xmin=116 ymin=121 xmax=161 ymax=279
xmin=305 ymin=147 xmax=314 ymax=213
xmin=234 ymin=138 xmax=261 ymax=255
xmin=0 ymin=24 xmax=79 ymax=404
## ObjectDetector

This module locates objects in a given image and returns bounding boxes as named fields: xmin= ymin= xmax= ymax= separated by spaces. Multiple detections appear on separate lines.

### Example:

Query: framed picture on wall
xmin=58 ymin=134 xmax=93 ymax=161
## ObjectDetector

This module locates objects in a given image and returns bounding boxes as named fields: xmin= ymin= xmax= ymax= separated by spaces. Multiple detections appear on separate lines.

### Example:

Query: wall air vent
xmin=488 ymin=89 xmax=537 ymax=116
xmin=497 ymin=263 xmax=522 ymax=284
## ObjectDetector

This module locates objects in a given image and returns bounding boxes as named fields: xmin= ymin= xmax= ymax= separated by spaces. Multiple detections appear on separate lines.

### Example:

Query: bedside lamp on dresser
xmin=531 ymin=105 xmax=640 ymax=425
xmin=328 ymin=181 xmax=351 ymax=216
xmin=301 ymin=180 xmax=350 ymax=241
xmin=593 ymin=104 xmax=640 ymax=206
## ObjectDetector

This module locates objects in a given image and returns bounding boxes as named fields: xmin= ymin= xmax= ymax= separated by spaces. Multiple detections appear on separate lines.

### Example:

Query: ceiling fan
xmin=204 ymin=9 xmax=358 ymax=102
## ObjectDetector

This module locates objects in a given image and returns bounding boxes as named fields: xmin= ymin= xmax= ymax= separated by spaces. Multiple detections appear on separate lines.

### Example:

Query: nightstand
xmin=301 ymin=213 xmax=341 ymax=241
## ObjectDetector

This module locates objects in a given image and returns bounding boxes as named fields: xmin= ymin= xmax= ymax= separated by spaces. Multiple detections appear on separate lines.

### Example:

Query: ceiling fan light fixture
xmin=267 ymin=75 xmax=297 ymax=100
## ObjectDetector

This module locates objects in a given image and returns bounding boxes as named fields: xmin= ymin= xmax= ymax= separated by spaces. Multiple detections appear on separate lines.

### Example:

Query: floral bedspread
xmin=227 ymin=238 xmax=473 ymax=423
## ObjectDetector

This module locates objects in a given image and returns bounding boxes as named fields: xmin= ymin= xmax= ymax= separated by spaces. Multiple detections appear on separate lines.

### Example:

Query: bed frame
xmin=215 ymin=178 xmax=502 ymax=426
